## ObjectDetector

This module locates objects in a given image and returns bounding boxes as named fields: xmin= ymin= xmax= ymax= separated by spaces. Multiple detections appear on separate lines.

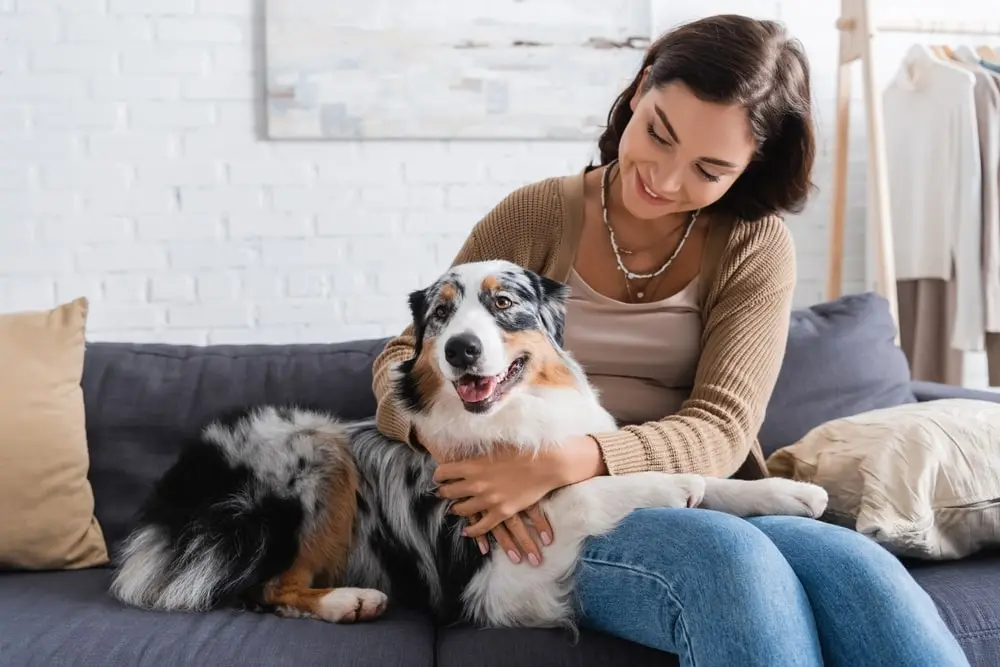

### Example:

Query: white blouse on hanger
xmin=883 ymin=44 xmax=984 ymax=351
xmin=954 ymin=45 xmax=1000 ymax=334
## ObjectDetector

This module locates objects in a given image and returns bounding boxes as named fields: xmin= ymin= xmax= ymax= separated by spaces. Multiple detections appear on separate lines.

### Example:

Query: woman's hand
xmin=431 ymin=435 xmax=607 ymax=565
xmin=434 ymin=445 xmax=561 ymax=565
xmin=468 ymin=505 xmax=551 ymax=566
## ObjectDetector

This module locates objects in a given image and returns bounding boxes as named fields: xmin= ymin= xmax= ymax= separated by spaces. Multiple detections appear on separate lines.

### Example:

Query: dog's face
xmin=396 ymin=260 xmax=571 ymax=416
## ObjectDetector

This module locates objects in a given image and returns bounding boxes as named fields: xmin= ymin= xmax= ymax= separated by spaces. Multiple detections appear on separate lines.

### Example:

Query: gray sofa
xmin=2 ymin=292 xmax=999 ymax=666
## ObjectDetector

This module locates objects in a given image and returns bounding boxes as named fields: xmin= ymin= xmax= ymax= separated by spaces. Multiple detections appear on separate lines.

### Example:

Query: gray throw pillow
xmin=758 ymin=292 xmax=916 ymax=458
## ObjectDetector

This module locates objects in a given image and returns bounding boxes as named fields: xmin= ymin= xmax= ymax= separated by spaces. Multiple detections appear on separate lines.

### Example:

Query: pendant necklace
xmin=600 ymin=160 xmax=699 ymax=302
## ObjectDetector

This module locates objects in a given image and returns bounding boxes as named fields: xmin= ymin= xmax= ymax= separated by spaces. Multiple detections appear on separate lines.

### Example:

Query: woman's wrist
xmin=551 ymin=435 xmax=608 ymax=487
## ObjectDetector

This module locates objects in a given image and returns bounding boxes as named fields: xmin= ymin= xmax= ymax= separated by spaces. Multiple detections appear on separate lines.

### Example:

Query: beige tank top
xmin=562 ymin=268 xmax=703 ymax=426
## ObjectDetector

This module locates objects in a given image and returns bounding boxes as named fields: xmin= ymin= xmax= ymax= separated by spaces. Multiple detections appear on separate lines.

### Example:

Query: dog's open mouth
xmin=454 ymin=356 xmax=527 ymax=412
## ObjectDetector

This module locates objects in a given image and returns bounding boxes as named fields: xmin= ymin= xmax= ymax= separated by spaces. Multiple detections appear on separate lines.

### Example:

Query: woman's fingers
xmin=489 ymin=522 xmax=522 ymax=563
xmin=464 ymin=510 xmax=502 ymax=538
xmin=435 ymin=479 xmax=474 ymax=500
xmin=503 ymin=513 xmax=543 ymax=565
xmin=470 ymin=513 xmax=490 ymax=555
xmin=432 ymin=461 xmax=469 ymax=484
xmin=450 ymin=495 xmax=491 ymax=518
xmin=524 ymin=503 xmax=553 ymax=546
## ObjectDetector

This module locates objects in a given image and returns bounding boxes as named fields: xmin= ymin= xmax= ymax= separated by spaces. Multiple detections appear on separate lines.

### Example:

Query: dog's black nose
xmin=445 ymin=333 xmax=482 ymax=369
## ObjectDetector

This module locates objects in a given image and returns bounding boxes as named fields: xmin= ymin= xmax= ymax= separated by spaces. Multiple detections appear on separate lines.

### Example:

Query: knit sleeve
xmin=588 ymin=219 xmax=797 ymax=478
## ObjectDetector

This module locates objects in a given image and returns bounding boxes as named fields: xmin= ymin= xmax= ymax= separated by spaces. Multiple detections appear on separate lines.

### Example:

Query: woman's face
xmin=617 ymin=77 xmax=757 ymax=220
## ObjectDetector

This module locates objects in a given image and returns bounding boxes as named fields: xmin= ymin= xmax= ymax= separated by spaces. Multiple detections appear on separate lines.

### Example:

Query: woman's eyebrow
xmin=653 ymin=104 xmax=741 ymax=169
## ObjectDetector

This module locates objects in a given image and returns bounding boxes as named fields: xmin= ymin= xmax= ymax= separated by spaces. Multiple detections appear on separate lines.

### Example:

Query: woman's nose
xmin=650 ymin=163 xmax=684 ymax=195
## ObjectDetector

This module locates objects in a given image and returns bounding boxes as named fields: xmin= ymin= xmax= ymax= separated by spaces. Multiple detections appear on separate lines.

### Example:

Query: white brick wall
xmin=0 ymin=0 xmax=994 ymax=386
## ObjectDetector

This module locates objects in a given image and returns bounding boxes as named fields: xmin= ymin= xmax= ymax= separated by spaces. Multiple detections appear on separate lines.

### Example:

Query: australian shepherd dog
xmin=110 ymin=260 xmax=828 ymax=629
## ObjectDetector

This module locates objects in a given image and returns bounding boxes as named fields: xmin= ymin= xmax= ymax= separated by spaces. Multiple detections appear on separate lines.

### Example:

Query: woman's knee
xmin=574 ymin=508 xmax=822 ymax=662
xmin=578 ymin=507 xmax=808 ymax=610
xmin=749 ymin=515 xmax=921 ymax=598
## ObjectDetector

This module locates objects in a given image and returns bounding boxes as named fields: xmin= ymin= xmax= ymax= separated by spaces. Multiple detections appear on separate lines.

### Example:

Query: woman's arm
xmin=575 ymin=217 xmax=797 ymax=480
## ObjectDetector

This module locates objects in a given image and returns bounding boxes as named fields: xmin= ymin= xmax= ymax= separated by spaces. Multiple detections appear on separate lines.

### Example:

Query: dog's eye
xmin=494 ymin=295 xmax=513 ymax=310
xmin=433 ymin=305 xmax=449 ymax=320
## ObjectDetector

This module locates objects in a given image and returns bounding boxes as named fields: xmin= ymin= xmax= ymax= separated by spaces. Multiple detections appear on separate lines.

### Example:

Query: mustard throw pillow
xmin=0 ymin=297 xmax=109 ymax=570
xmin=767 ymin=398 xmax=1000 ymax=560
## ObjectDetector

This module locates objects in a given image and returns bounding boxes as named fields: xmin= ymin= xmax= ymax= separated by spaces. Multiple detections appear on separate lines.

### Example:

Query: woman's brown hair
xmin=596 ymin=14 xmax=816 ymax=222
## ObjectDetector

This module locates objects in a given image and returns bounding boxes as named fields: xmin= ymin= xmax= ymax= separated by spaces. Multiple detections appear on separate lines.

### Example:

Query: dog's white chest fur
xmin=412 ymin=385 xmax=616 ymax=460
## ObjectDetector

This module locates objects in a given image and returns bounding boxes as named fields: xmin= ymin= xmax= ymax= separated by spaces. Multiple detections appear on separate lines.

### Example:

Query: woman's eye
xmin=495 ymin=296 xmax=512 ymax=310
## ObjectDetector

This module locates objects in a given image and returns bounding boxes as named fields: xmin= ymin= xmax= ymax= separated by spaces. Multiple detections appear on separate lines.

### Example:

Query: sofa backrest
xmin=757 ymin=291 xmax=916 ymax=456
xmin=81 ymin=291 xmax=916 ymax=558
xmin=81 ymin=338 xmax=390 ymax=555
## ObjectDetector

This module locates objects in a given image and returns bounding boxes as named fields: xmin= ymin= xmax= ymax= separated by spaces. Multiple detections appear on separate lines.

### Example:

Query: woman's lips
xmin=635 ymin=171 xmax=675 ymax=205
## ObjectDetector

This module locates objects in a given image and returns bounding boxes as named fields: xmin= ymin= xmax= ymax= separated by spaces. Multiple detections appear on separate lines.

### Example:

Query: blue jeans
xmin=574 ymin=508 xmax=969 ymax=667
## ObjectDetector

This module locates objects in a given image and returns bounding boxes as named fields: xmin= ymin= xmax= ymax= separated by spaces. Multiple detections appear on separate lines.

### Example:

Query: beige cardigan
xmin=371 ymin=171 xmax=798 ymax=480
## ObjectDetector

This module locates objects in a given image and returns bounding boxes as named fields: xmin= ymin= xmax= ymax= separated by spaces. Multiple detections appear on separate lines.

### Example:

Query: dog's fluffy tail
xmin=109 ymin=406 xmax=347 ymax=612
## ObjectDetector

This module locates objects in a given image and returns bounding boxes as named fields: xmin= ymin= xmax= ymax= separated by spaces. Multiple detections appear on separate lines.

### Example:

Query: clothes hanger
xmin=939 ymin=44 xmax=958 ymax=61
xmin=917 ymin=43 xmax=971 ymax=76
xmin=929 ymin=44 xmax=949 ymax=60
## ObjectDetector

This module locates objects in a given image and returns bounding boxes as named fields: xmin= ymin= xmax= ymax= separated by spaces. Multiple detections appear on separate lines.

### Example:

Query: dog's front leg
xmin=697 ymin=476 xmax=828 ymax=518
xmin=546 ymin=472 xmax=706 ymax=538
xmin=261 ymin=560 xmax=388 ymax=624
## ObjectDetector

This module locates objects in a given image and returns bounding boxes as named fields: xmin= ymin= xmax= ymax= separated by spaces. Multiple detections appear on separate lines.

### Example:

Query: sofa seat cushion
xmin=907 ymin=552 xmax=1000 ymax=666
xmin=0 ymin=569 xmax=434 ymax=667
xmin=436 ymin=624 xmax=676 ymax=667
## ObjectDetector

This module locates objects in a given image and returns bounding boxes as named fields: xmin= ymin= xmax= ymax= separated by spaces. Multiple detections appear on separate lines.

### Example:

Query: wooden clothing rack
xmin=826 ymin=0 xmax=1000 ymax=333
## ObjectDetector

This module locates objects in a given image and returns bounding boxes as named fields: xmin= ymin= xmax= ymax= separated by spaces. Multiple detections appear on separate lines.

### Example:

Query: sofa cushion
xmin=906 ymin=552 xmax=1000 ymax=666
xmin=0 ymin=297 xmax=109 ymax=571
xmin=0 ymin=569 xmax=433 ymax=667
xmin=81 ymin=338 xmax=390 ymax=555
xmin=758 ymin=292 xmax=917 ymax=457
xmin=768 ymin=399 xmax=1000 ymax=560
xmin=437 ymin=625 xmax=675 ymax=667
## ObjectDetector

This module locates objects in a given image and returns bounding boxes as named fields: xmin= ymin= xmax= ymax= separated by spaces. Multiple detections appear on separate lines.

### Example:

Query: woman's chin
xmin=622 ymin=193 xmax=685 ymax=219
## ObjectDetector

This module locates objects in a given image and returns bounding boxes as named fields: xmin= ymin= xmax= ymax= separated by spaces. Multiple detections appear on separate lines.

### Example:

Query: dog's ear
xmin=535 ymin=274 xmax=570 ymax=348
xmin=538 ymin=274 xmax=570 ymax=304
xmin=405 ymin=287 xmax=430 ymax=354
xmin=407 ymin=287 xmax=428 ymax=323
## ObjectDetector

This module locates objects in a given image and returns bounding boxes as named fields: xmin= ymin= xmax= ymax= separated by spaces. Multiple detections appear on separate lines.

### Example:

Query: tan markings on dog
xmin=481 ymin=275 xmax=500 ymax=292
xmin=505 ymin=330 xmax=575 ymax=388
xmin=260 ymin=440 xmax=387 ymax=623
xmin=411 ymin=336 xmax=444 ymax=401
xmin=439 ymin=283 xmax=457 ymax=302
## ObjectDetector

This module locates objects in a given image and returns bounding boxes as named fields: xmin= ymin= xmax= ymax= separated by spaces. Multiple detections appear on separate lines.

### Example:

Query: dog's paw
xmin=673 ymin=474 xmax=707 ymax=508
xmin=757 ymin=478 xmax=829 ymax=518
xmin=317 ymin=588 xmax=388 ymax=623
xmin=633 ymin=472 xmax=706 ymax=509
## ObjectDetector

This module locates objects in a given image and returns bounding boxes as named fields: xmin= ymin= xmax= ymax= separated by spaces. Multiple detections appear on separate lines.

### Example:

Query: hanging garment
xmin=883 ymin=44 xmax=984 ymax=352
xmin=982 ymin=66 xmax=1000 ymax=386
xmin=955 ymin=47 xmax=1000 ymax=334
xmin=988 ymin=334 xmax=1000 ymax=385
xmin=897 ymin=278 xmax=964 ymax=385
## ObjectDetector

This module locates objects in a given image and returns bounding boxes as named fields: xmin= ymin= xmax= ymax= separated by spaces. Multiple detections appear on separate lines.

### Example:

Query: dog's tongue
xmin=456 ymin=376 xmax=497 ymax=403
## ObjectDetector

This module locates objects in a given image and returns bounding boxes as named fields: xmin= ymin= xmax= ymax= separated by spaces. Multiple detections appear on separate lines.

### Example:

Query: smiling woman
xmin=370 ymin=13 xmax=970 ymax=667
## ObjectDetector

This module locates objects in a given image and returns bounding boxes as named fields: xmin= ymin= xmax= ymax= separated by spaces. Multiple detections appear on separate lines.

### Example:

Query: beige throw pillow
xmin=0 ymin=297 xmax=109 ymax=570
xmin=767 ymin=398 xmax=1000 ymax=560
